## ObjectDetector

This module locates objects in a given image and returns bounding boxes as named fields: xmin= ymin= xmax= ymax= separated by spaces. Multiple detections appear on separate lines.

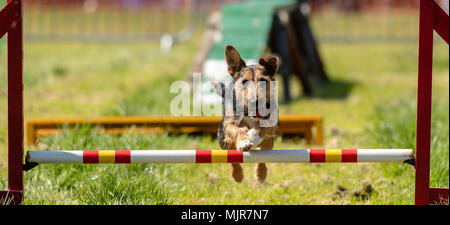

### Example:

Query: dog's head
xmin=221 ymin=45 xmax=279 ymax=119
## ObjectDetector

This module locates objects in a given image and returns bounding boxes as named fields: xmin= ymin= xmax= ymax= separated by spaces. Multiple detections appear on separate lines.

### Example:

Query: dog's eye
xmin=241 ymin=80 xmax=248 ymax=85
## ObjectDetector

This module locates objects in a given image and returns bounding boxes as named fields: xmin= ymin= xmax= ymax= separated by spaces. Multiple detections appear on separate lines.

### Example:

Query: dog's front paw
xmin=248 ymin=129 xmax=263 ymax=147
xmin=237 ymin=139 xmax=253 ymax=152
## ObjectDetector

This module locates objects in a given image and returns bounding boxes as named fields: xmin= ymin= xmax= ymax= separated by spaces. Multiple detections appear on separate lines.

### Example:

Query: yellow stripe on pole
xmin=325 ymin=149 xmax=341 ymax=162
xmin=99 ymin=150 xmax=115 ymax=163
xmin=211 ymin=150 xmax=227 ymax=163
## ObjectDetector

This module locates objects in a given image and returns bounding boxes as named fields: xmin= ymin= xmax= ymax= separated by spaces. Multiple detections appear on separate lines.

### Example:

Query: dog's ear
xmin=259 ymin=56 xmax=279 ymax=76
xmin=225 ymin=45 xmax=246 ymax=79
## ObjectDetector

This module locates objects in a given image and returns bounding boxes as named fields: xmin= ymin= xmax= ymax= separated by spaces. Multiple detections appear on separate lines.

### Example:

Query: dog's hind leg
xmin=256 ymin=163 xmax=267 ymax=183
xmin=255 ymin=139 xmax=273 ymax=183
xmin=231 ymin=163 xmax=244 ymax=183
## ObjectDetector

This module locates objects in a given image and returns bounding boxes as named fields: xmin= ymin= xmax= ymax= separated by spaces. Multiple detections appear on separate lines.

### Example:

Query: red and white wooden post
xmin=415 ymin=0 xmax=449 ymax=205
xmin=0 ymin=0 xmax=23 ymax=205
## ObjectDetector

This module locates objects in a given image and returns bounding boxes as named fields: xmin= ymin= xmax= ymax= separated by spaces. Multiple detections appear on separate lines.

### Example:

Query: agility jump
xmin=25 ymin=149 xmax=414 ymax=165
xmin=0 ymin=0 xmax=448 ymax=205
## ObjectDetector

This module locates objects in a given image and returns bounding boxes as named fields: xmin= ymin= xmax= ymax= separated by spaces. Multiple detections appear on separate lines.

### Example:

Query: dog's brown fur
xmin=216 ymin=45 xmax=279 ymax=183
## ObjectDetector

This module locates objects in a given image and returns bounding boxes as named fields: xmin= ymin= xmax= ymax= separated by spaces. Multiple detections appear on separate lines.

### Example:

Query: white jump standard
xmin=25 ymin=149 xmax=415 ymax=169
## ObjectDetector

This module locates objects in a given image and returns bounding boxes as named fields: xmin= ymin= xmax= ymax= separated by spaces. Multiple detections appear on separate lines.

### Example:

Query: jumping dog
xmin=215 ymin=45 xmax=279 ymax=183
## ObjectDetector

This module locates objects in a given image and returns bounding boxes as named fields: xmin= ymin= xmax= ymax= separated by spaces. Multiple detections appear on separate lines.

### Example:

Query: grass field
xmin=0 ymin=28 xmax=448 ymax=204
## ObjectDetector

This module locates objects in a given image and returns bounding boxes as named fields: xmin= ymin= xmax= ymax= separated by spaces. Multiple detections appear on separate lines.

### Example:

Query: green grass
xmin=23 ymin=162 xmax=176 ymax=205
xmin=0 ymin=29 xmax=448 ymax=204
xmin=370 ymin=99 xmax=449 ymax=188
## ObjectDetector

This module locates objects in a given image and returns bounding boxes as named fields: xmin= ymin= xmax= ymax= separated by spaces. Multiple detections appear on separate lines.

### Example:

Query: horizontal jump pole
xmin=26 ymin=149 xmax=414 ymax=166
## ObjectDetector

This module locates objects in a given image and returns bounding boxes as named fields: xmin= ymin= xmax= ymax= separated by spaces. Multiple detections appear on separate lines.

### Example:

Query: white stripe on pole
xmin=26 ymin=151 xmax=83 ymax=163
xmin=357 ymin=149 xmax=413 ymax=162
xmin=131 ymin=150 xmax=196 ymax=163
xmin=243 ymin=150 xmax=310 ymax=163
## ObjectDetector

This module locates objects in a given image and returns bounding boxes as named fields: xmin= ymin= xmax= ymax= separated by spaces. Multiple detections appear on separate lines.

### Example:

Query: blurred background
xmin=0 ymin=0 xmax=448 ymax=205
xmin=19 ymin=0 xmax=433 ymax=43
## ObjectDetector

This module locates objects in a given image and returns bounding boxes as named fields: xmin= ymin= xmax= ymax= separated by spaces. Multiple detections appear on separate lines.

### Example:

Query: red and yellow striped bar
xmin=83 ymin=150 xmax=99 ymax=164
xmin=310 ymin=149 xmax=325 ymax=162
xmin=27 ymin=149 xmax=413 ymax=164
xmin=115 ymin=150 xmax=131 ymax=163
xmin=83 ymin=150 xmax=131 ymax=164
xmin=310 ymin=149 xmax=357 ymax=163
xmin=195 ymin=150 xmax=243 ymax=163
xmin=341 ymin=149 xmax=357 ymax=162
xmin=196 ymin=150 xmax=211 ymax=163
xmin=99 ymin=150 xmax=115 ymax=163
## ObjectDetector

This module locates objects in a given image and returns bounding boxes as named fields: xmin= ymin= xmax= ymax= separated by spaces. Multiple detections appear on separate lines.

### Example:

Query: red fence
xmin=21 ymin=0 xmax=240 ymax=43
xmin=17 ymin=0 xmax=441 ymax=43
xmin=309 ymin=0 xmax=426 ymax=43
